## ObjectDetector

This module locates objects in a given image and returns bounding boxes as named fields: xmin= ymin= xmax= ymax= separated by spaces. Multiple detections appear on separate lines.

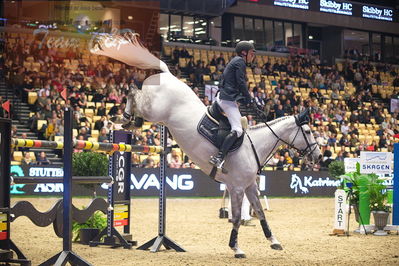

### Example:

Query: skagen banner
xmin=10 ymin=165 xmax=339 ymax=197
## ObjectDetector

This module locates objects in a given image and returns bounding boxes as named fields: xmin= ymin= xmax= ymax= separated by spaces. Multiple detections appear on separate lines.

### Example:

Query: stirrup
xmin=209 ymin=156 xmax=225 ymax=169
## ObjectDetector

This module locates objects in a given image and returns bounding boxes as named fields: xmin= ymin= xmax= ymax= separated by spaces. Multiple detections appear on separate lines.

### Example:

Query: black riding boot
xmin=209 ymin=131 xmax=239 ymax=169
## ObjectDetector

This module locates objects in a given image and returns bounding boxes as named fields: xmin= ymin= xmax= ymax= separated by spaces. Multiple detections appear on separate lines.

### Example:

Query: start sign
xmin=360 ymin=151 xmax=393 ymax=174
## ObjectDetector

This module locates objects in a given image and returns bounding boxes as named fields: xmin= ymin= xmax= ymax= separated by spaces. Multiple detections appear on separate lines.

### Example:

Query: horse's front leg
xmin=111 ymin=87 xmax=143 ymax=129
xmin=229 ymin=188 xmax=246 ymax=258
xmin=245 ymin=182 xmax=283 ymax=250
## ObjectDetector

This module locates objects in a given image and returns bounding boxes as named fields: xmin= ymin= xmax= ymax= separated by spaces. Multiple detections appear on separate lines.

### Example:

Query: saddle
xmin=197 ymin=101 xmax=245 ymax=152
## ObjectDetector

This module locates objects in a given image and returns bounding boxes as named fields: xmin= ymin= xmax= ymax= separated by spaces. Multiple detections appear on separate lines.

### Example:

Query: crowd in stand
xmin=2 ymin=34 xmax=399 ymax=170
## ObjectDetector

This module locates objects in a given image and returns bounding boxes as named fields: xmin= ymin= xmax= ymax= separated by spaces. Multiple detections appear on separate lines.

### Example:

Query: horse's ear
xmin=296 ymin=108 xmax=310 ymax=126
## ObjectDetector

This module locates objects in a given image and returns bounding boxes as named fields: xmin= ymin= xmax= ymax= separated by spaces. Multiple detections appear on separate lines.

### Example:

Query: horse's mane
xmin=248 ymin=116 xmax=292 ymax=130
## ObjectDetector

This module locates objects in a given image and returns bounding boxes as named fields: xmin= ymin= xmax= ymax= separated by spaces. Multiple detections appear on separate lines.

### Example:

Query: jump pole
xmin=0 ymin=118 xmax=30 ymax=265
xmin=137 ymin=125 xmax=185 ymax=252
xmin=393 ymin=143 xmax=399 ymax=226
xmin=40 ymin=108 xmax=91 ymax=266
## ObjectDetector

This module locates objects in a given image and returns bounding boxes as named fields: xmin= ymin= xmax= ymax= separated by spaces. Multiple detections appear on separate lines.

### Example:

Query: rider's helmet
xmin=235 ymin=41 xmax=255 ymax=56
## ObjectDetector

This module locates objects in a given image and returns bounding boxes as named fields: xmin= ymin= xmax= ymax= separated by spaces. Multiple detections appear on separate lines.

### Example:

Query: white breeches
xmin=216 ymin=96 xmax=243 ymax=137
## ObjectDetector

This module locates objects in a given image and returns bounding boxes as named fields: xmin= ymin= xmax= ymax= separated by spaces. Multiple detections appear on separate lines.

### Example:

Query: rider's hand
xmin=241 ymin=97 xmax=251 ymax=106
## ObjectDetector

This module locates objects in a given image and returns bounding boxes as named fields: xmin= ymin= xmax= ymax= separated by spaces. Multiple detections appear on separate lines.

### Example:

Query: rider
xmin=209 ymin=41 xmax=256 ymax=169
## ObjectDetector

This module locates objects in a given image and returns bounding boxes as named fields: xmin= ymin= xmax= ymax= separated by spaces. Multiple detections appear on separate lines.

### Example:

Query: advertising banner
xmin=10 ymin=165 xmax=340 ymax=197
xmin=344 ymin=157 xmax=360 ymax=173
xmin=359 ymin=151 xmax=393 ymax=174
xmin=362 ymin=5 xmax=393 ymax=21
xmin=274 ymin=0 xmax=309 ymax=10
xmin=320 ymin=0 xmax=352 ymax=16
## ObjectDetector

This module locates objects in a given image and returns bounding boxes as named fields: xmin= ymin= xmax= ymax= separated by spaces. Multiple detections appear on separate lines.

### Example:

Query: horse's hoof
xmin=270 ymin=243 xmax=283 ymax=250
xmin=234 ymin=254 xmax=246 ymax=258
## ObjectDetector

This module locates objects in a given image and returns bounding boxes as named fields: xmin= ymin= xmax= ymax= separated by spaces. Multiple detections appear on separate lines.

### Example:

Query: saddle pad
xmin=197 ymin=114 xmax=244 ymax=152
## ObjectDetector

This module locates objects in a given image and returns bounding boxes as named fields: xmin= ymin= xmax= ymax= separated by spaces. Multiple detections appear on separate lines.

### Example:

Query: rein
xmin=250 ymin=105 xmax=318 ymax=170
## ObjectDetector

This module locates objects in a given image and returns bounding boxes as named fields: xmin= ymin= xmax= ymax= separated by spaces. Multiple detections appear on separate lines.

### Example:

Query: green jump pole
xmin=358 ymin=176 xmax=370 ymax=226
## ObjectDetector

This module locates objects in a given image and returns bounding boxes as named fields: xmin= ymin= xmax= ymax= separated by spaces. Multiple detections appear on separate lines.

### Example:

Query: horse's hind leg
xmin=229 ymin=187 xmax=246 ymax=258
xmin=245 ymin=182 xmax=283 ymax=250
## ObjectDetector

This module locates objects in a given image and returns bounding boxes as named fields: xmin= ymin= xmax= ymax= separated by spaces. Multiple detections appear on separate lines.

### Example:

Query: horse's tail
xmin=90 ymin=32 xmax=170 ymax=73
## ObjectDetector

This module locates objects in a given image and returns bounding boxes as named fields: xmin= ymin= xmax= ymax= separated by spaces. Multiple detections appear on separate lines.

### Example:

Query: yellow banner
xmin=0 ymin=223 xmax=7 ymax=231
xmin=114 ymin=212 xmax=128 ymax=220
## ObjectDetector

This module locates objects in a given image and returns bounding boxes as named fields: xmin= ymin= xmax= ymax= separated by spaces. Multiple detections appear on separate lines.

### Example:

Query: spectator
xmin=267 ymin=153 xmax=280 ymax=167
xmin=276 ymin=156 xmax=286 ymax=170
xmin=340 ymin=121 xmax=349 ymax=135
xmin=378 ymin=135 xmax=388 ymax=149
xmin=143 ymin=156 xmax=155 ymax=168
xmin=98 ymin=127 xmax=108 ymax=142
xmin=131 ymin=153 xmax=141 ymax=168
xmin=97 ymin=102 xmax=107 ymax=116
xmin=36 ymin=151 xmax=51 ymax=165
xmin=93 ymin=88 xmax=106 ymax=102
xmin=292 ymin=151 xmax=301 ymax=167
xmin=339 ymin=134 xmax=350 ymax=147
xmin=367 ymin=140 xmax=378 ymax=151
xmin=21 ymin=152 xmax=35 ymax=167
xmin=172 ymin=47 xmax=180 ymax=64
xmin=167 ymin=149 xmax=181 ymax=168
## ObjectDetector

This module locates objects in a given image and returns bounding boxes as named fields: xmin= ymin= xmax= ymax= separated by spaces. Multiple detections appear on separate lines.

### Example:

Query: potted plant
xmin=338 ymin=163 xmax=371 ymax=229
xmin=368 ymin=174 xmax=390 ymax=236
xmin=72 ymin=151 xmax=108 ymax=198
xmin=328 ymin=160 xmax=345 ymax=180
xmin=72 ymin=210 xmax=107 ymax=244
xmin=72 ymin=151 xmax=109 ymax=244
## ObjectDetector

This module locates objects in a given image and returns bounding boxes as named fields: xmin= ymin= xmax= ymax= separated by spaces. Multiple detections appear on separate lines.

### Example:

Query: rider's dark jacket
xmin=219 ymin=56 xmax=251 ymax=104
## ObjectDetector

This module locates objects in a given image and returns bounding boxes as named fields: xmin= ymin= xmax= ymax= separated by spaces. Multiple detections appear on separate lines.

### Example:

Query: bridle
xmin=250 ymin=105 xmax=319 ymax=168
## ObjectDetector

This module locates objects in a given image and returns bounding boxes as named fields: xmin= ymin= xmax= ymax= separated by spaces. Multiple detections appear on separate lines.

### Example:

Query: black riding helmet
xmin=235 ymin=41 xmax=256 ymax=56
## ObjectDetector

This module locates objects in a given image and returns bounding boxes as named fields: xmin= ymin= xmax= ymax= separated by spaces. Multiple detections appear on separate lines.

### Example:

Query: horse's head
xmin=292 ymin=108 xmax=322 ymax=163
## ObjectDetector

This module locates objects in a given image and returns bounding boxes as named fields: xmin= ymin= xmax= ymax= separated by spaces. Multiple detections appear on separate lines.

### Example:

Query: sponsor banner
xmin=10 ymin=165 xmax=341 ymax=197
xmin=274 ymin=0 xmax=309 ymax=10
xmin=114 ymin=219 xmax=129 ymax=227
xmin=0 ymin=213 xmax=7 ymax=240
xmin=360 ymin=151 xmax=393 ymax=174
xmin=320 ymin=0 xmax=352 ymax=16
xmin=362 ymin=5 xmax=393 ymax=21
xmin=243 ymin=0 xmax=396 ymax=22
xmin=114 ymin=212 xmax=129 ymax=220
xmin=344 ymin=158 xmax=360 ymax=173
xmin=267 ymin=171 xmax=341 ymax=196
xmin=111 ymin=131 xmax=132 ymax=202
xmin=113 ymin=203 xmax=129 ymax=227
